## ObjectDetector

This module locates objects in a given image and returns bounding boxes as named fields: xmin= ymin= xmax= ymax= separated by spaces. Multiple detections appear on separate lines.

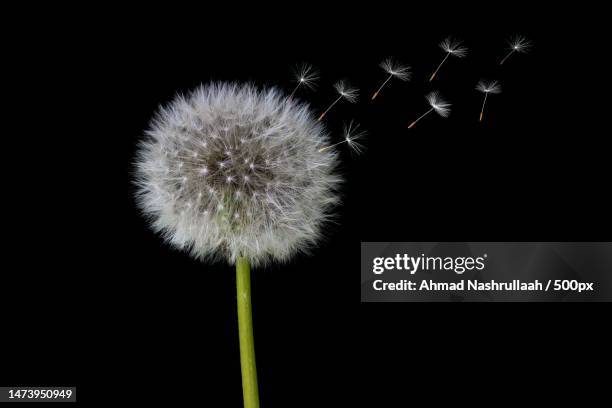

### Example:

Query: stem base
xmin=236 ymin=257 xmax=260 ymax=408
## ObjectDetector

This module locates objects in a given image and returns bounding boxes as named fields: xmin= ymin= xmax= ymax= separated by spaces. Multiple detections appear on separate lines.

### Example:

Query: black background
xmin=2 ymin=3 xmax=610 ymax=407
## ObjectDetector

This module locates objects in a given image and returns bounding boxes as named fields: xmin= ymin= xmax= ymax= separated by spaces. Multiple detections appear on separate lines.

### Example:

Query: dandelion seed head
xmin=426 ymin=91 xmax=452 ymax=117
xmin=380 ymin=58 xmax=411 ymax=81
xmin=439 ymin=37 xmax=468 ymax=57
xmin=333 ymin=80 xmax=359 ymax=103
xmin=293 ymin=63 xmax=319 ymax=90
xmin=135 ymin=82 xmax=341 ymax=266
xmin=508 ymin=35 xmax=531 ymax=53
xmin=476 ymin=80 xmax=502 ymax=94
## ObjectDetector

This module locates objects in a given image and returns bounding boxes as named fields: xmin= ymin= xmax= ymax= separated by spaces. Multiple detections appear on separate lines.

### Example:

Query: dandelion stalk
xmin=288 ymin=83 xmax=301 ymax=99
xmin=429 ymin=37 xmax=468 ymax=81
xmin=499 ymin=49 xmax=515 ymax=65
xmin=318 ymin=80 xmax=358 ymax=121
xmin=318 ymin=140 xmax=345 ymax=152
xmin=429 ymin=53 xmax=450 ymax=82
xmin=372 ymin=75 xmax=393 ymax=100
xmin=318 ymin=95 xmax=343 ymax=121
xmin=408 ymin=91 xmax=451 ymax=128
xmin=372 ymin=58 xmax=411 ymax=100
xmin=479 ymin=93 xmax=488 ymax=122
xmin=236 ymin=257 xmax=259 ymax=408
xmin=408 ymin=108 xmax=435 ymax=129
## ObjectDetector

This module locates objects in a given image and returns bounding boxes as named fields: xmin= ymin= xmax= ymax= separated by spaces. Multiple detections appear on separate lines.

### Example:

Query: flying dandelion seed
xmin=429 ymin=37 xmax=468 ymax=81
xmin=500 ymin=35 xmax=532 ymax=65
xmin=318 ymin=80 xmax=359 ymax=121
xmin=476 ymin=80 xmax=502 ymax=122
xmin=408 ymin=91 xmax=451 ymax=128
xmin=319 ymin=121 xmax=366 ymax=155
xmin=288 ymin=63 xmax=319 ymax=99
xmin=371 ymin=58 xmax=411 ymax=100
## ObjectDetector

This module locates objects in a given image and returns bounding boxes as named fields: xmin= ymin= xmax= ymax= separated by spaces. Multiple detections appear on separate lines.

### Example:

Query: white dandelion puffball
xmin=135 ymin=82 xmax=341 ymax=266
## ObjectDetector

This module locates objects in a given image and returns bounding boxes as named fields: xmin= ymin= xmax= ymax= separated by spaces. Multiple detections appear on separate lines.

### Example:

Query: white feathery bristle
xmin=476 ymin=80 xmax=502 ymax=94
xmin=333 ymin=80 xmax=359 ymax=103
xmin=426 ymin=91 xmax=452 ymax=117
xmin=293 ymin=63 xmax=319 ymax=90
xmin=343 ymin=121 xmax=366 ymax=155
xmin=508 ymin=35 xmax=531 ymax=53
xmin=135 ymin=82 xmax=342 ymax=267
xmin=439 ymin=37 xmax=468 ymax=57
xmin=380 ymin=58 xmax=411 ymax=81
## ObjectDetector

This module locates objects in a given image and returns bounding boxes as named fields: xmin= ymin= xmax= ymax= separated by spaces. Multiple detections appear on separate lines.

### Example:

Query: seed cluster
xmin=136 ymin=83 xmax=341 ymax=266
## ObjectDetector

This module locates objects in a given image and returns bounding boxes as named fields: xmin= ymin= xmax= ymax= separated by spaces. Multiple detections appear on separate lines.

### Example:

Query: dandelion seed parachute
xmin=318 ymin=80 xmax=359 ymax=121
xmin=500 ymin=35 xmax=531 ymax=65
xmin=319 ymin=121 xmax=366 ymax=155
xmin=476 ymin=80 xmax=502 ymax=122
xmin=426 ymin=91 xmax=452 ymax=117
xmin=135 ymin=82 xmax=342 ymax=267
xmin=372 ymin=58 xmax=411 ymax=100
xmin=429 ymin=37 xmax=468 ymax=81
xmin=476 ymin=80 xmax=502 ymax=94
xmin=439 ymin=37 xmax=468 ymax=56
xmin=288 ymin=63 xmax=319 ymax=99
xmin=408 ymin=91 xmax=451 ymax=128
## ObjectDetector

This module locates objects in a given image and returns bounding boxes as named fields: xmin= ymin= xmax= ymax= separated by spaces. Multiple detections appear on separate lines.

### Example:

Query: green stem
xmin=236 ymin=257 xmax=260 ymax=408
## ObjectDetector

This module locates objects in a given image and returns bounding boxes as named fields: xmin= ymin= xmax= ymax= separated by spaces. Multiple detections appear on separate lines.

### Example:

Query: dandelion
xmin=371 ymin=58 xmax=411 ymax=100
xmin=288 ymin=63 xmax=319 ymax=99
xmin=319 ymin=121 xmax=366 ymax=155
xmin=499 ymin=35 xmax=532 ymax=65
xmin=429 ymin=37 xmax=468 ymax=81
xmin=476 ymin=80 xmax=502 ymax=122
xmin=318 ymin=80 xmax=359 ymax=121
xmin=408 ymin=91 xmax=451 ymax=128
xmin=135 ymin=83 xmax=341 ymax=408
